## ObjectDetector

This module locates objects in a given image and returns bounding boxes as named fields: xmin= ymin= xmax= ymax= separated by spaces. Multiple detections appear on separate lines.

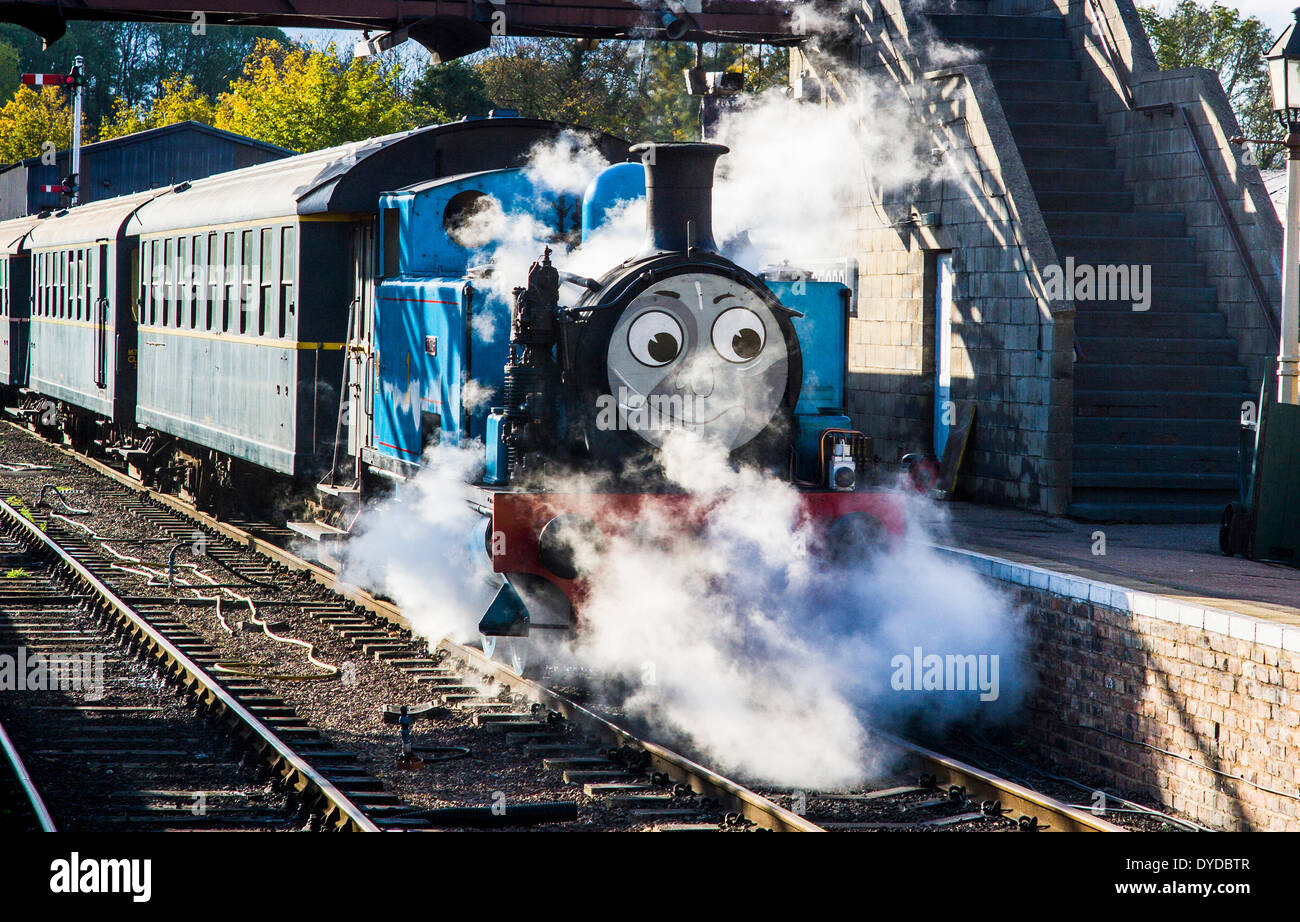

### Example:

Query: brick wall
xmin=941 ymin=546 xmax=1300 ymax=831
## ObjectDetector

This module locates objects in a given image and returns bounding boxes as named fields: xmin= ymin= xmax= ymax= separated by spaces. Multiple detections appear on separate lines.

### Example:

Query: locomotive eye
xmin=627 ymin=311 xmax=684 ymax=367
xmin=711 ymin=307 xmax=766 ymax=363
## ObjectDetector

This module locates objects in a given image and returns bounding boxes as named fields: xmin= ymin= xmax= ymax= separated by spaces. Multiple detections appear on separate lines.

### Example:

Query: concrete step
xmin=1020 ymin=146 xmax=1117 ymax=171
xmin=986 ymin=58 xmax=1082 ymax=82
xmin=1074 ymin=316 xmax=1230 ymax=341
xmin=1073 ymin=470 xmax=1238 ymax=492
xmin=1074 ymin=415 xmax=1239 ymax=445
xmin=1003 ymin=99 xmax=1100 ymax=125
xmin=1073 ymin=287 xmax=1220 ymax=312
xmin=1074 ymin=389 xmax=1246 ymax=419
xmin=1075 ymin=363 xmax=1246 ymax=391
xmin=1052 ymin=233 xmax=1197 ymax=264
xmin=1075 ymin=336 xmax=1239 ymax=365
xmin=927 ymin=13 xmax=1068 ymax=39
xmin=1025 ymin=167 xmax=1126 ymax=194
xmin=1073 ymin=443 xmax=1237 ymax=472
xmin=994 ymin=78 xmax=1091 ymax=103
xmin=936 ymin=35 xmax=1075 ymax=60
xmin=1034 ymin=187 xmax=1134 ymax=213
xmin=1043 ymin=210 xmax=1186 ymax=237
xmin=1011 ymin=122 xmax=1109 ymax=148
xmin=1066 ymin=500 xmax=1227 ymax=524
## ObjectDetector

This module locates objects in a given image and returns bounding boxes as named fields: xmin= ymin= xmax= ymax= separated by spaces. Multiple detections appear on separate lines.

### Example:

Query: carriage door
xmin=346 ymin=220 xmax=377 ymax=470
xmin=932 ymin=252 xmax=953 ymax=457
xmin=94 ymin=244 xmax=108 ymax=389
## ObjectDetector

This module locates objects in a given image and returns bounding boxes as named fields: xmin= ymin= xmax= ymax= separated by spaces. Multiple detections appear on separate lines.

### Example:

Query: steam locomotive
xmin=0 ymin=116 xmax=902 ymax=670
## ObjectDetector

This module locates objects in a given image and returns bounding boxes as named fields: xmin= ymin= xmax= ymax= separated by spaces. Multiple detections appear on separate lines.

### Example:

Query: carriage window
xmin=206 ymin=232 xmax=218 ymax=330
xmin=166 ymin=237 xmax=178 ymax=328
xmin=151 ymin=239 xmax=164 ymax=326
xmin=223 ymin=232 xmax=236 ymax=332
xmin=176 ymin=236 xmax=188 ymax=328
xmin=140 ymin=244 xmax=150 ymax=326
xmin=84 ymin=250 xmax=93 ymax=320
xmin=76 ymin=249 xmax=85 ymax=320
xmin=279 ymin=226 xmax=295 ymax=339
xmin=259 ymin=228 xmax=272 ymax=337
xmin=240 ymin=230 xmax=253 ymax=335
xmin=190 ymin=235 xmax=202 ymax=329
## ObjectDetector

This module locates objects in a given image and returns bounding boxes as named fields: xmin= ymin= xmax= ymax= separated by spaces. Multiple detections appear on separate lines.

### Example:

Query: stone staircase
xmin=929 ymin=11 xmax=1250 ymax=523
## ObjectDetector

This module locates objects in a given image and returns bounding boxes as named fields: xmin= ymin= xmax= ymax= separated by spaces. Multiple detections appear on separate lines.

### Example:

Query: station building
xmin=0 ymin=120 xmax=291 ymax=221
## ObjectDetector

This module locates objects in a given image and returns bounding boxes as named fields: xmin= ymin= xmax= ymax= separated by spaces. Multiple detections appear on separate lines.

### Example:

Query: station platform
xmin=926 ymin=501 xmax=1300 ymax=831
xmin=932 ymin=501 xmax=1300 ymax=626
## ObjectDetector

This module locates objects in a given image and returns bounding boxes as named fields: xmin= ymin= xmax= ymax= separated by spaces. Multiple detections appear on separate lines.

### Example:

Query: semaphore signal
xmin=21 ymin=73 xmax=75 ymax=86
xmin=19 ymin=56 xmax=85 ymax=205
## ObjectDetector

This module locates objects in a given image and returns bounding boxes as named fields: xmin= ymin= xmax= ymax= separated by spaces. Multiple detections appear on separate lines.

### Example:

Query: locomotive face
xmin=605 ymin=271 xmax=790 ymax=451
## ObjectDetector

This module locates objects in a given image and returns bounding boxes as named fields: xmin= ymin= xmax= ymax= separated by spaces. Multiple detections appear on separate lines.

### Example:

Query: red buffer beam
xmin=0 ymin=0 xmax=804 ymax=61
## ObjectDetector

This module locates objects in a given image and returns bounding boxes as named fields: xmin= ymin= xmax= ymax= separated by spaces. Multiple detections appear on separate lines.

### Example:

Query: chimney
xmin=630 ymin=141 xmax=728 ymax=256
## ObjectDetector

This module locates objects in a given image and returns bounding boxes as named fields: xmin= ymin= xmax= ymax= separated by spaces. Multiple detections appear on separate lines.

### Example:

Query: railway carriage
xmin=23 ymin=192 xmax=153 ymax=433
xmin=0 ymin=215 xmax=40 ymax=388
xmin=122 ymin=117 xmax=626 ymax=496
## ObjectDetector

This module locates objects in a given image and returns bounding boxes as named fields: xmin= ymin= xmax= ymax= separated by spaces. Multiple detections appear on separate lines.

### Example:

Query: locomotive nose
xmin=678 ymin=360 xmax=714 ymax=397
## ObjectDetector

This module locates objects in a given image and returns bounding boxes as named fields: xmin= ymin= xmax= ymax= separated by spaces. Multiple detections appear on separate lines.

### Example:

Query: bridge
xmin=0 ymin=0 xmax=802 ymax=61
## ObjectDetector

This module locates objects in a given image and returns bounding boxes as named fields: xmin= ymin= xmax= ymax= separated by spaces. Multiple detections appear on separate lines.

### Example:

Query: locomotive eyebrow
xmin=713 ymin=293 xmax=736 ymax=304
xmin=653 ymin=289 xmax=681 ymax=298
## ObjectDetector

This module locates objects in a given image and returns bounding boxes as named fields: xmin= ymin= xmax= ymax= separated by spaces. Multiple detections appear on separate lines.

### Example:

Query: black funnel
xmin=630 ymin=141 xmax=728 ymax=256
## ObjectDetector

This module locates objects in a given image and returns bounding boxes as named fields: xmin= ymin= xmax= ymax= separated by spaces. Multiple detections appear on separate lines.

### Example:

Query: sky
xmin=1149 ymin=0 xmax=1291 ymax=33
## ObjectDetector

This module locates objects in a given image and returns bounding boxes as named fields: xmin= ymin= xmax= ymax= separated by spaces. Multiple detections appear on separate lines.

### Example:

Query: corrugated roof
xmin=1 ymin=120 xmax=291 ymax=171
xmin=0 ymin=214 xmax=42 ymax=256
xmin=1263 ymin=170 xmax=1285 ymax=223
xmin=27 ymin=189 xmax=171 ymax=249
xmin=127 ymin=125 xmax=436 ymax=234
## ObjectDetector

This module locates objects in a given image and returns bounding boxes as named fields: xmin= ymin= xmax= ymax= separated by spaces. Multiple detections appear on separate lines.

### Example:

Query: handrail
xmin=1176 ymin=105 xmax=1280 ymax=337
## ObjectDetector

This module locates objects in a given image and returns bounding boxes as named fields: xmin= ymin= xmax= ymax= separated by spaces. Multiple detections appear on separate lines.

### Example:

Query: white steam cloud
xmin=342 ymin=434 xmax=1027 ymax=790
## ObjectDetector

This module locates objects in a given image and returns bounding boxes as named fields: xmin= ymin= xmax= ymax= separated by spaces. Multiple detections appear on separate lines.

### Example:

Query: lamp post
xmin=1269 ymin=8 xmax=1300 ymax=404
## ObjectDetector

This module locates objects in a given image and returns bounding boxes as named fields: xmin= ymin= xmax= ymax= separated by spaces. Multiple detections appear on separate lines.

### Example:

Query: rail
xmin=0 ymin=495 xmax=381 ymax=833
xmin=5 ymin=423 xmax=1130 ymax=832
xmin=0 ymin=716 xmax=57 ymax=832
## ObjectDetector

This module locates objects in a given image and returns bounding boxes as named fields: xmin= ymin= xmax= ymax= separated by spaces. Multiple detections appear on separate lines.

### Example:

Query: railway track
xmin=0 ymin=422 xmax=1126 ymax=832
xmin=0 ymin=495 xmax=398 ymax=831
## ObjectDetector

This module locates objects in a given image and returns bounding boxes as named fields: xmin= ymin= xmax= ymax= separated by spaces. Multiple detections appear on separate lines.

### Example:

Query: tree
xmin=473 ymin=39 xmax=646 ymax=138
xmin=411 ymin=59 xmax=495 ymax=121
xmin=1138 ymin=0 xmax=1282 ymax=169
xmin=0 ymin=86 xmax=74 ymax=163
xmin=99 ymin=75 xmax=216 ymax=140
xmin=0 ymin=22 xmax=288 ymax=131
xmin=214 ymin=39 xmax=440 ymax=152
xmin=638 ymin=42 xmax=789 ymax=141
xmin=0 ymin=39 xmax=17 ymax=92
